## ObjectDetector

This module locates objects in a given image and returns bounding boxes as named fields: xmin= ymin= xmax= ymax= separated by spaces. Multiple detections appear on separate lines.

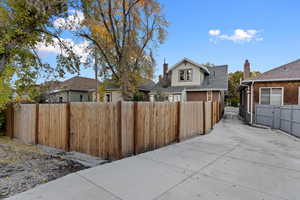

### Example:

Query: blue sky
xmin=39 ymin=0 xmax=300 ymax=81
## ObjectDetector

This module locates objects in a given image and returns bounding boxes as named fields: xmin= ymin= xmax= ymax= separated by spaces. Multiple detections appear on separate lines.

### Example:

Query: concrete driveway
xmin=8 ymin=107 xmax=300 ymax=200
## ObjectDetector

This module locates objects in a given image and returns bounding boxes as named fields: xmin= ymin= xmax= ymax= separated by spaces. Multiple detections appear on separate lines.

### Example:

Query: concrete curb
xmin=274 ymin=129 xmax=300 ymax=142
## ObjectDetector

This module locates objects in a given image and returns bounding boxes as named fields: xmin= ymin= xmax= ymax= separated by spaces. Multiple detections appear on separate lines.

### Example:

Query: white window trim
xmin=247 ymin=86 xmax=250 ymax=113
xmin=259 ymin=87 xmax=284 ymax=106
xmin=178 ymin=68 xmax=193 ymax=82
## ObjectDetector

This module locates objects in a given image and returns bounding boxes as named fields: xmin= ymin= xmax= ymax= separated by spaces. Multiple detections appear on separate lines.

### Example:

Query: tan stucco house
xmin=104 ymin=80 xmax=156 ymax=103
xmin=150 ymin=58 xmax=228 ymax=103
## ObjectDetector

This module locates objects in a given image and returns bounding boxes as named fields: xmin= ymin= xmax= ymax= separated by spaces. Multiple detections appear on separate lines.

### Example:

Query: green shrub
xmin=230 ymin=98 xmax=240 ymax=107
xmin=132 ymin=92 xmax=148 ymax=101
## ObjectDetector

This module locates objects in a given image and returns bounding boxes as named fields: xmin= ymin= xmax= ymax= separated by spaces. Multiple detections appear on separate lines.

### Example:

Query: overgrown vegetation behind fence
xmin=5 ymin=101 xmax=222 ymax=160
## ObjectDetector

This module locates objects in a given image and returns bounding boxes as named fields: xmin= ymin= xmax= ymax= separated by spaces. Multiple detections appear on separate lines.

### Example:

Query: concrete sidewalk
xmin=7 ymin=108 xmax=300 ymax=200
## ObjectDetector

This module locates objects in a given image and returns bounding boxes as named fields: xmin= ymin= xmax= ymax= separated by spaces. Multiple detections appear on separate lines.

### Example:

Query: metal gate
xmin=255 ymin=104 xmax=300 ymax=138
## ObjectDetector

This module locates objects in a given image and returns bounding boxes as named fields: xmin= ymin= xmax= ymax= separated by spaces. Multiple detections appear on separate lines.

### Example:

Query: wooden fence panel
xmin=38 ymin=104 xmax=68 ymax=150
xmin=13 ymin=104 xmax=36 ymax=144
xmin=205 ymin=102 xmax=212 ymax=132
xmin=213 ymin=102 xmax=217 ymax=125
xmin=219 ymin=101 xmax=222 ymax=121
xmin=121 ymin=102 xmax=134 ymax=157
xmin=135 ymin=102 xmax=152 ymax=153
xmin=70 ymin=103 xmax=119 ymax=159
xmin=8 ymin=101 xmax=222 ymax=159
xmin=180 ymin=102 xmax=204 ymax=140
xmin=135 ymin=102 xmax=178 ymax=154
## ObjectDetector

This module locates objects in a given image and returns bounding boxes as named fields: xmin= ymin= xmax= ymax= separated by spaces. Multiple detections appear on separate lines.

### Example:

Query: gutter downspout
xmin=250 ymin=81 xmax=254 ymax=124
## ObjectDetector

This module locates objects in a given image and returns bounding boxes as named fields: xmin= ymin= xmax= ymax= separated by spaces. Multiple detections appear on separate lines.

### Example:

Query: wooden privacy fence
xmin=6 ymin=101 xmax=223 ymax=160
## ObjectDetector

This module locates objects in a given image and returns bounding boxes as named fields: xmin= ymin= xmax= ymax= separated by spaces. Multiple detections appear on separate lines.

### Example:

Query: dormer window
xmin=179 ymin=69 xmax=193 ymax=81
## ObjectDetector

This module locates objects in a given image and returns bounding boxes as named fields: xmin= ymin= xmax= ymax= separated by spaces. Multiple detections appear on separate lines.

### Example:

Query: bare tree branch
xmin=80 ymin=32 xmax=119 ymax=79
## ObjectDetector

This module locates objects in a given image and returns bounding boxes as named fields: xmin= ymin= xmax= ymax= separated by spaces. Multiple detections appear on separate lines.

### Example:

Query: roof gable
xmin=152 ymin=65 xmax=228 ymax=92
xmin=168 ymin=58 xmax=210 ymax=74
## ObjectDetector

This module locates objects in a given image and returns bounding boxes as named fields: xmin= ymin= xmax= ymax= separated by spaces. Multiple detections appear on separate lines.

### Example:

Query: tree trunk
xmin=119 ymin=58 xmax=132 ymax=101
xmin=120 ymin=71 xmax=132 ymax=101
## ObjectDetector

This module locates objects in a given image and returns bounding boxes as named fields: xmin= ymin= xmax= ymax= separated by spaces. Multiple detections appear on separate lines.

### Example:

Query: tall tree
xmin=0 ymin=0 xmax=70 ymax=74
xmin=0 ymin=0 xmax=82 ymax=108
xmin=227 ymin=70 xmax=261 ymax=106
xmin=76 ymin=0 xmax=168 ymax=99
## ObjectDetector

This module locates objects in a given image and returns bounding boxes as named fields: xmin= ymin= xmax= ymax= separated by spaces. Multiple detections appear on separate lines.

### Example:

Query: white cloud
xmin=36 ymin=38 xmax=90 ymax=63
xmin=208 ymin=29 xmax=220 ymax=36
xmin=53 ymin=10 xmax=84 ymax=30
xmin=209 ymin=29 xmax=263 ymax=43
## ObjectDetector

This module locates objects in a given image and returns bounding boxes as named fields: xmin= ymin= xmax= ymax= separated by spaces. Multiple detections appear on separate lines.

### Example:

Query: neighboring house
xmin=239 ymin=59 xmax=300 ymax=124
xmin=104 ymin=80 xmax=156 ymax=103
xmin=150 ymin=58 xmax=228 ymax=104
xmin=45 ymin=76 xmax=99 ymax=103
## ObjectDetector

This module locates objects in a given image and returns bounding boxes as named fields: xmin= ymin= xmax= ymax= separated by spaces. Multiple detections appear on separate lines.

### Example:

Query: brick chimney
xmin=163 ymin=60 xmax=168 ymax=79
xmin=243 ymin=59 xmax=250 ymax=80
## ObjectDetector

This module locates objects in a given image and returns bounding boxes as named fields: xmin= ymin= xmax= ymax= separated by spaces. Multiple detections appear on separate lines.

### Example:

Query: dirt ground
xmin=0 ymin=137 xmax=87 ymax=199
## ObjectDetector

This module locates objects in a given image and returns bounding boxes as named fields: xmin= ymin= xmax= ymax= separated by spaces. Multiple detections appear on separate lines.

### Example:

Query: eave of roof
xmin=242 ymin=77 xmax=300 ymax=84
xmin=168 ymin=58 xmax=210 ymax=74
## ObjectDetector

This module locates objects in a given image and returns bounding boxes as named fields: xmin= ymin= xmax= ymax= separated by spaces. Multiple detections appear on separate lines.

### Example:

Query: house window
xmin=106 ymin=93 xmax=111 ymax=102
xmin=186 ymin=69 xmax=192 ymax=81
xmin=168 ymin=95 xmax=174 ymax=102
xmin=260 ymin=88 xmax=283 ymax=106
xmin=174 ymin=95 xmax=181 ymax=102
xmin=178 ymin=69 xmax=193 ymax=81
xmin=80 ymin=94 xmax=83 ymax=102
xmin=179 ymin=70 xmax=185 ymax=81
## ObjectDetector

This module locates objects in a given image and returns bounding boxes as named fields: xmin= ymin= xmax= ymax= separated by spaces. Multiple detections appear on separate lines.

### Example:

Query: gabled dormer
xmin=168 ymin=58 xmax=210 ymax=87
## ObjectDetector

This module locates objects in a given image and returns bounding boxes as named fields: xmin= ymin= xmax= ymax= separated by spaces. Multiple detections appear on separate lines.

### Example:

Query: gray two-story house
xmin=150 ymin=58 xmax=228 ymax=104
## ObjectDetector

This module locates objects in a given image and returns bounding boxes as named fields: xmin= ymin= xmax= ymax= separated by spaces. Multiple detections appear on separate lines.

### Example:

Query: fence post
xmin=217 ymin=101 xmax=221 ymax=122
xmin=133 ymin=102 xmax=138 ymax=155
xmin=35 ymin=103 xmax=39 ymax=145
xmin=203 ymin=102 xmax=206 ymax=135
xmin=117 ymin=101 xmax=123 ymax=159
xmin=211 ymin=102 xmax=214 ymax=128
xmin=279 ymin=107 xmax=282 ymax=130
xmin=5 ymin=103 xmax=14 ymax=138
xmin=66 ymin=102 xmax=71 ymax=152
xmin=176 ymin=101 xmax=181 ymax=142
xmin=290 ymin=106 xmax=294 ymax=135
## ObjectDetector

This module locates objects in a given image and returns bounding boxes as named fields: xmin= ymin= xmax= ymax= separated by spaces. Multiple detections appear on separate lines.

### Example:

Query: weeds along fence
xmin=5 ymin=101 xmax=222 ymax=160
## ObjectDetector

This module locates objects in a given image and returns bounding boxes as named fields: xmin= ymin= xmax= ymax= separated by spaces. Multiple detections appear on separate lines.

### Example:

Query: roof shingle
xmin=245 ymin=59 xmax=300 ymax=81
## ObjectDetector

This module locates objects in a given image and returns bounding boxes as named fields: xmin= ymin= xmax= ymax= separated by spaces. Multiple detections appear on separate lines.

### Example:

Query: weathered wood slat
xmin=13 ymin=104 xmax=36 ymax=144
xmin=180 ymin=102 xmax=204 ymax=140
